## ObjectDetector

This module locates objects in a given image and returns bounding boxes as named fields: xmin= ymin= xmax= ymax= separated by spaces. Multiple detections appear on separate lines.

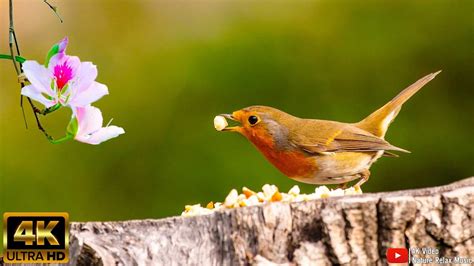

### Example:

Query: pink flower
xmin=21 ymin=37 xmax=108 ymax=110
xmin=70 ymin=105 xmax=125 ymax=145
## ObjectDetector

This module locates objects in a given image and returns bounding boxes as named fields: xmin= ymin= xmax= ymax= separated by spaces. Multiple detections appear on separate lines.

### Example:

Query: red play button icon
xmin=386 ymin=248 xmax=409 ymax=263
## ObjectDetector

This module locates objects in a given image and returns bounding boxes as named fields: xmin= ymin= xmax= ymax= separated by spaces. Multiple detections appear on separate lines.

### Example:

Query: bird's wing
xmin=289 ymin=121 xmax=409 ymax=154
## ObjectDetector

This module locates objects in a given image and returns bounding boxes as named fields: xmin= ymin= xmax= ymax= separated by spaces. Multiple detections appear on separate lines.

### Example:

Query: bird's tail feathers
xmin=355 ymin=70 xmax=441 ymax=138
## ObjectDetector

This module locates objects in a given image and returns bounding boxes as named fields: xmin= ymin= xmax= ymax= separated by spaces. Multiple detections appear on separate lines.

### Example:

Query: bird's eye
xmin=248 ymin=115 xmax=259 ymax=125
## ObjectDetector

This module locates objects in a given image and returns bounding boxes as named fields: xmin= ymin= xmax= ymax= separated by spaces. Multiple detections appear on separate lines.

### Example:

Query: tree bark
xmin=9 ymin=178 xmax=474 ymax=266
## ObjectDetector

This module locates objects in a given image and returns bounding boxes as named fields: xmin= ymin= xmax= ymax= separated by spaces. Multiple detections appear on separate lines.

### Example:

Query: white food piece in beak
xmin=214 ymin=115 xmax=228 ymax=131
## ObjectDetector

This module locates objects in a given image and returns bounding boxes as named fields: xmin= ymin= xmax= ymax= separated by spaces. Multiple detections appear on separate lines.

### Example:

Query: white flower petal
xmin=76 ymin=62 xmax=98 ymax=92
xmin=75 ymin=126 xmax=125 ymax=145
xmin=22 ymin=61 xmax=54 ymax=95
xmin=69 ymin=82 xmax=108 ymax=107
xmin=75 ymin=106 xmax=103 ymax=136
xmin=21 ymin=84 xmax=56 ymax=108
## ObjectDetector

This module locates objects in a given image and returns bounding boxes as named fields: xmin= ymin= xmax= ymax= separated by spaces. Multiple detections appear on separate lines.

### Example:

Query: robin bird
xmin=217 ymin=71 xmax=441 ymax=188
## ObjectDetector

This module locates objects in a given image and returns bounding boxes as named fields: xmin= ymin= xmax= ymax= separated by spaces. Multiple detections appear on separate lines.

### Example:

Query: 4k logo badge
xmin=3 ymin=212 xmax=69 ymax=263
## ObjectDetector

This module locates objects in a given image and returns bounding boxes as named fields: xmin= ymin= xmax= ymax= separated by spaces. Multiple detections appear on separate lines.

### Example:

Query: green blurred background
xmin=0 ymin=0 xmax=473 ymax=227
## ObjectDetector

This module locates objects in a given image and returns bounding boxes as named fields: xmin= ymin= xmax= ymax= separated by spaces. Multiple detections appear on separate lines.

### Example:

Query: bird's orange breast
xmin=245 ymin=132 xmax=317 ymax=178
xmin=265 ymin=149 xmax=318 ymax=178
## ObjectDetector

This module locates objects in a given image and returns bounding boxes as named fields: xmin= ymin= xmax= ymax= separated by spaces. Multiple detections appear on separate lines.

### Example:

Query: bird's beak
xmin=219 ymin=113 xmax=242 ymax=132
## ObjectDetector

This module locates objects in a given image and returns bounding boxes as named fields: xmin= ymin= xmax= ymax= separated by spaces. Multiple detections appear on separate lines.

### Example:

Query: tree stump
xmin=5 ymin=178 xmax=474 ymax=265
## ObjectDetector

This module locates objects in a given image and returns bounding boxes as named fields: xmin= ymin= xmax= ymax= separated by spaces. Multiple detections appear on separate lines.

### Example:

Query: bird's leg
xmin=354 ymin=169 xmax=371 ymax=189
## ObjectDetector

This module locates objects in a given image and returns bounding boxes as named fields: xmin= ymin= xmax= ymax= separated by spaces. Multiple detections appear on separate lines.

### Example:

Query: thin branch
xmin=26 ymin=98 xmax=54 ymax=141
xmin=43 ymin=0 xmax=63 ymax=23
xmin=20 ymin=91 xmax=28 ymax=128
xmin=11 ymin=29 xmax=22 ymax=56
xmin=8 ymin=0 xmax=28 ymax=128
xmin=8 ymin=0 xmax=19 ymax=74
xmin=9 ymin=0 xmax=51 ymax=138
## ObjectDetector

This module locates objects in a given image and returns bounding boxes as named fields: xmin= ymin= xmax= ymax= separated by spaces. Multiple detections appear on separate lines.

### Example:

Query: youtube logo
xmin=386 ymin=248 xmax=409 ymax=263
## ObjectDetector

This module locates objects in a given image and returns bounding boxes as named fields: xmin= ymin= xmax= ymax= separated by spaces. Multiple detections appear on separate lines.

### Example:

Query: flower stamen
xmin=53 ymin=61 xmax=73 ymax=90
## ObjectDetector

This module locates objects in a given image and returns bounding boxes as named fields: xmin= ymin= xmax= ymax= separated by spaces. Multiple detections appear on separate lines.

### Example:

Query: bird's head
xmin=220 ymin=106 xmax=295 ymax=148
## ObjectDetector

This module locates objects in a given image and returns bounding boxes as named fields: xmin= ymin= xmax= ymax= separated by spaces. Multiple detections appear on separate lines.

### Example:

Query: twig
xmin=27 ymin=98 xmax=54 ymax=141
xmin=9 ymin=0 xmax=27 ymax=128
xmin=10 ymin=29 xmax=31 ymax=129
xmin=8 ymin=0 xmax=19 ymax=74
xmin=9 ymin=0 xmax=51 ymax=139
xmin=43 ymin=0 xmax=63 ymax=23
